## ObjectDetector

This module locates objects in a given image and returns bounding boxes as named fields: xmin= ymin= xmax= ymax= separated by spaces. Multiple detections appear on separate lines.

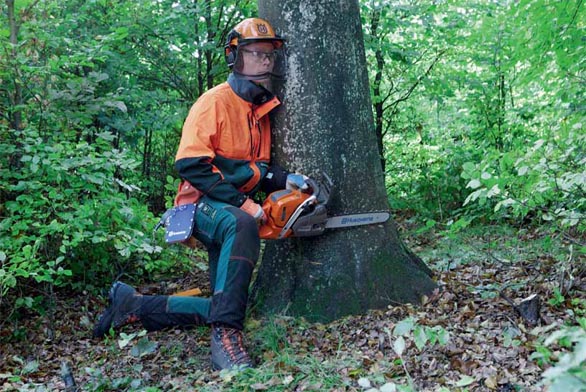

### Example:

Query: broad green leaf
xmin=118 ymin=332 xmax=138 ymax=349
xmin=467 ymin=179 xmax=481 ymax=189
xmin=131 ymin=338 xmax=157 ymax=358
xmin=380 ymin=383 xmax=397 ymax=392
xmin=394 ymin=318 xmax=416 ymax=336
xmin=517 ymin=166 xmax=529 ymax=175
xmin=21 ymin=360 xmax=39 ymax=375
xmin=436 ymin=328 xmax=450 ymax=346
xmin=393 ymin=336 xmax=406 ymax=356
xmin=413 ymin=326 xmax=428 ymax=350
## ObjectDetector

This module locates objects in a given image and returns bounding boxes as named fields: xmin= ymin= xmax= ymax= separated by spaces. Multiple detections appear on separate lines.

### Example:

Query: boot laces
xmin=217 ymin=327 xmax=250 ymax=364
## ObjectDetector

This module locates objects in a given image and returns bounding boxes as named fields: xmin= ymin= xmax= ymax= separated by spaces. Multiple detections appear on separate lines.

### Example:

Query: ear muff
xmin=224 ymin=45 xmax=237 ymax=68
xmin=224 ymin=30 xmax=240 ymax=68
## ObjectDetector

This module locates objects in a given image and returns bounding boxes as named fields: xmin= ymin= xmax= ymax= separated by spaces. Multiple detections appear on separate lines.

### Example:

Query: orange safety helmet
xmin=224 ymin=18 xmax=284 ymax=69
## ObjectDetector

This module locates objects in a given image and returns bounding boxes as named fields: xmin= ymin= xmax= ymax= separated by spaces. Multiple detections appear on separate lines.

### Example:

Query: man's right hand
xmin=240 ymin=198 xmax=267 ymax=225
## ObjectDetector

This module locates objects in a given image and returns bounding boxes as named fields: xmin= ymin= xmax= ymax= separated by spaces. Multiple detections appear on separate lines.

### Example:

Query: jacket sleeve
xmin=175 ymin=96 xmax=247 ymax=207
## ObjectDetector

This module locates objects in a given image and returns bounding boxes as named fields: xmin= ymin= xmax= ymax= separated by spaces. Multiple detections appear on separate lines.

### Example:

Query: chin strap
xmin=233 ymin=71 xmax=270 ymax=80
xmin=233 ymin=71 xmax=285 ymax=81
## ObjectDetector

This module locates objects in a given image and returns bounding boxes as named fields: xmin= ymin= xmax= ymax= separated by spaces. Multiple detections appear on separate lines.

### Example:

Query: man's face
xmin=239 ymin=42 xmax=276 ymax=79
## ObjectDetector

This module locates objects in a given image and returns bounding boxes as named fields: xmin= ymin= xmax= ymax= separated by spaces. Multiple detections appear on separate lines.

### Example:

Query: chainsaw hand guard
xmin=307 ymin=173 xmax=333 ymax=205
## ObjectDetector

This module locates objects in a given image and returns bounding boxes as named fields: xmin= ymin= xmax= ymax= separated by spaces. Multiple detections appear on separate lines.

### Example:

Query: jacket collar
xmin=228 ymin=73 xmax=275 ymax=105
xmin=228 ymin=73 xmax=281 ymax=119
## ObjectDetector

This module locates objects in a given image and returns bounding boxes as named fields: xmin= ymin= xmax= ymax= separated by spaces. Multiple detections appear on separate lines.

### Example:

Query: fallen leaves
xmin=0 ymin=227 xmax=583 ymax=391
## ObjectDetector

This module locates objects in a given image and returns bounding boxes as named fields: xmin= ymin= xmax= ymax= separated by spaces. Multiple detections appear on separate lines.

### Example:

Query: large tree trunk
xmin=252 ymin=0 xmax=436 ymax=323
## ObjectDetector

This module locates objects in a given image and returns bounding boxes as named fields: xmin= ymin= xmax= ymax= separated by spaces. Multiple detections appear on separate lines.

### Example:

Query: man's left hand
xmin=286 ymin=173 xmax=311 ymax=192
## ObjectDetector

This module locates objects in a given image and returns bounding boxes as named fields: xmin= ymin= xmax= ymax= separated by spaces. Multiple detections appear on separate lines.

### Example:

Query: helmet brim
xmin=237 ymin=37 xmax=285 ymax=49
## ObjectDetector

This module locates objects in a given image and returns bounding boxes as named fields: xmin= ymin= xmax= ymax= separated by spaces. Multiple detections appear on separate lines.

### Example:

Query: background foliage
xmin=2 ymin=0 xmax=583 ymax=295
xmin=1 ymin=0 xmax=584 ymax=389
xmin=361 ymin=0 xmax=585 ymax=234
xmin=0 ymin=0 xmax=586 ymax=294
xmin=0 ymin=0 xmax=255 ymax=300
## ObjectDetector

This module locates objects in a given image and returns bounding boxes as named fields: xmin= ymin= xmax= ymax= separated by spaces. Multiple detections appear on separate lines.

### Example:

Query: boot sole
xmin=211 ymin=360 xmax=251 ymax=371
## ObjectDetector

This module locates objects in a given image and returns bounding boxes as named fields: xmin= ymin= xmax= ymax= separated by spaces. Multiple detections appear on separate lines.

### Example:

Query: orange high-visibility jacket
xmin=174 ymin=74 xmax=280 ymax=207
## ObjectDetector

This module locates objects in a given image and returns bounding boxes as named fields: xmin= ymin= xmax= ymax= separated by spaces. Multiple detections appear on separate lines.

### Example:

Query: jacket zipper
xmin=247 ymin=114 xmax=254 ymax=157
xmin=256 ymin=119 xmax=262 ymax=158
xmin=249 ymin=108 xmax=262 ymax=158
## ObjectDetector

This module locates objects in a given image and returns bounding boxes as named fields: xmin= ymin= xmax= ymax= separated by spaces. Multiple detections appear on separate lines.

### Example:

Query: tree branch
xmin=561 ymin=0 xmax=583 ymax=35
xmin=383 ymin=49 xmax=446 ymax=113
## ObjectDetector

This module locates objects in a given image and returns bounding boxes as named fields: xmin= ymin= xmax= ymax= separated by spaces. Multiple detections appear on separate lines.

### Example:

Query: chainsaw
xmin=164 ymin=174 xmax=391 ymax=297
xmin=258 ymin=174 xmax=390 ymax=240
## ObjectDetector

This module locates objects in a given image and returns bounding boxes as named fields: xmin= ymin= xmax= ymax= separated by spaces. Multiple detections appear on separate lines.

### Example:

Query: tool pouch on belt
xmin=158 ymin=204 xmax=196 ymax=244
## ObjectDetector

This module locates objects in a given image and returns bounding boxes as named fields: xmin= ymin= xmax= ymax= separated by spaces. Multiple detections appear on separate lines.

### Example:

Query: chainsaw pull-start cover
xmin=259 ymin=189 xmax=311 ymax=239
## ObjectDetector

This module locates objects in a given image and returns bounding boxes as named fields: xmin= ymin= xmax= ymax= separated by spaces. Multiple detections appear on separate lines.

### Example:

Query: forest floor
xmin=1 ymin=221 xmax=585 ymax=392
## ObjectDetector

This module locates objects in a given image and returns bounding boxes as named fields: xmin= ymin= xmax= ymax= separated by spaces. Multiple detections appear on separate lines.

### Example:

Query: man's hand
xmin=240 ymin=198 xmax=267 ymax=224
xmin=286 ymin=173 xmax=310 ymax=192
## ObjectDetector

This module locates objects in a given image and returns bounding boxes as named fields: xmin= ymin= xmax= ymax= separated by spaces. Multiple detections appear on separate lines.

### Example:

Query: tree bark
xmin=253 ymin=0 xmax=436 ymax=323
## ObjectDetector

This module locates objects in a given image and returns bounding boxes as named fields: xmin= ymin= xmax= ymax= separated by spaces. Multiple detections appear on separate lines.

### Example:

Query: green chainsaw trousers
xmin=141 ymin=196 xmax=260 ymax=331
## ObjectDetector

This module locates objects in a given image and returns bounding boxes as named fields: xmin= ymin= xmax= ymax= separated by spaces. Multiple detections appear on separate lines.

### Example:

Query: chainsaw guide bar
xmin=324 ymin=212 xmax=390 ymax=229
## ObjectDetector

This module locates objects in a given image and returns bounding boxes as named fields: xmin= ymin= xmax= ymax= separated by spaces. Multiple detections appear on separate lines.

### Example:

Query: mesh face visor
xmin=232 ymin=45 xmax=287 ymax=81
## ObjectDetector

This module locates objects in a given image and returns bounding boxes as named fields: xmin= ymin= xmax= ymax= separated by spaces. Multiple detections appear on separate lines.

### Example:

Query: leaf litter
xmin=0 ymin=226 xmax=584 ymax=391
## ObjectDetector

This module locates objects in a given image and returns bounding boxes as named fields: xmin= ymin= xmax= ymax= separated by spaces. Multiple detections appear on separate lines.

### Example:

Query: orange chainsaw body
xmin=259 ymin=189 xmax=312 ymax=240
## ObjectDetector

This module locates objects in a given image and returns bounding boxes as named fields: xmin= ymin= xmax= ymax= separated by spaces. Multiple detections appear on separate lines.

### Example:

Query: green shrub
xmin=534 ymin=318 xmax=586 ymax=391
xmin=385 ymin=134 xmax=474 ymax=219
xmin=460 ymin=122 xmax=586 ymax=233
xmin=0 ymin=127 xmax=163 ymax=297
